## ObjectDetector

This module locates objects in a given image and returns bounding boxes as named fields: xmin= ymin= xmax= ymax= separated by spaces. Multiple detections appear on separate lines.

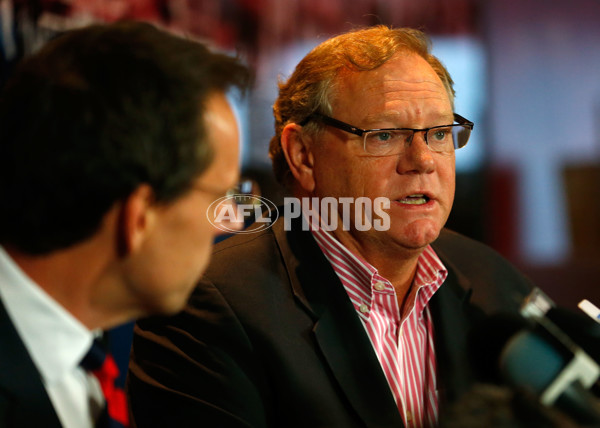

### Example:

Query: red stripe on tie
xmin=92 ymin=354 xmax=130 ymax=426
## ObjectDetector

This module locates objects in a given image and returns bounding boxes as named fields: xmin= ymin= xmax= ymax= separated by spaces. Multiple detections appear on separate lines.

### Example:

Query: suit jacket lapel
xmin=273 ymin=218 xmax=405 ymax=427
xmin=428 ymin=266 xmax=474 ymax=405
xmin=0 ymin=298 xmax=62 ymax=428
xmin=429 ymin=236 xmax=487 ymax=406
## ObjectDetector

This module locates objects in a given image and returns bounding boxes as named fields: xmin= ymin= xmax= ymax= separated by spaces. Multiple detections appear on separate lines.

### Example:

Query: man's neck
xmin=4 ymin=238 xmax=128 ymax=330
xmin=329 ymin=229 xmax=423 ymax=303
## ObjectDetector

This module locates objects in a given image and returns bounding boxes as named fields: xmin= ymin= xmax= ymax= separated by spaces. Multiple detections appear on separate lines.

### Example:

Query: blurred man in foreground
xmin=128 ymin=26 xmax=532 ymax=427
xmin=0 ymin=21 xmax=249 ymax=428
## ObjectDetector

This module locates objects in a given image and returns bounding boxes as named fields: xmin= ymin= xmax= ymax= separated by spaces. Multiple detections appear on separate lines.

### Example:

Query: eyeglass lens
xmin=363 ymin=124 xmax=471 ymax=156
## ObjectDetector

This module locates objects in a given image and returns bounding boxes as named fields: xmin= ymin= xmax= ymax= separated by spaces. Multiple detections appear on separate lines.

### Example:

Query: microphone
xmin=500 ymin=328 xmax=600 ymax=425
xmin=469 ymin=307 xmax=600 ymax=425
xmin=521 ymin=288 xmax=600 ymax=364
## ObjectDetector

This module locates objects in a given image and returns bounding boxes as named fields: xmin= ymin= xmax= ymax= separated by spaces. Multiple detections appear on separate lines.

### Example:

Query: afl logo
xmin=207 ymin=194 xmax=279 ymax=234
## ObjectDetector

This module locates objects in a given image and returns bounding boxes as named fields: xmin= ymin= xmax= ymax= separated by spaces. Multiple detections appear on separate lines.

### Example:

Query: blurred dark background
xmin=2 ymin=0 xmax=599 ymax=311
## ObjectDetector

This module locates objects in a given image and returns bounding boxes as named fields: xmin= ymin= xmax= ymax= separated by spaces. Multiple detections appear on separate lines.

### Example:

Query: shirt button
xmin=406 ymin=411 xmax=412 ymax=421
xmin=374 ymin=281 xmax=386 ymax=291
xmin=359 ymin=304 xmax=369 ymax=314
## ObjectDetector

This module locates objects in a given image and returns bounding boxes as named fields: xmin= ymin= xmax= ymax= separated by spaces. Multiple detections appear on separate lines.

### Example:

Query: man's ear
xmin=118 ymin=184 xmax=156 ymax=256
xmin=281 ymin=123 xmax=315 ymax=192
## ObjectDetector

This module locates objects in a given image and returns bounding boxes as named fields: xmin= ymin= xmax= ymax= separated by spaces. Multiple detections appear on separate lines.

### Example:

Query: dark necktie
xmin=80 ymin=338 xmax=129 ymax=428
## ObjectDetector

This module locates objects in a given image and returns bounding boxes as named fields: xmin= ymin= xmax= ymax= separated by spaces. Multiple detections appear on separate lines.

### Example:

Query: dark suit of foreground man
xmin=128 ymin=26 xmax=533 ymax=427
xmin=0 ymin=21 xmax=249 ymax=428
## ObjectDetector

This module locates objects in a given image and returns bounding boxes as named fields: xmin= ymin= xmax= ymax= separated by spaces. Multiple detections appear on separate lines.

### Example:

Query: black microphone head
xmin=544 ymin=306 xmax=600 ymax=363
xmin=468 ymin=313 xmax=532 ymax=384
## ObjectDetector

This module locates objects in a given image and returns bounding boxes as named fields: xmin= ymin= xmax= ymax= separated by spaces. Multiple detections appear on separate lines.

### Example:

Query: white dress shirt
xmin=0 ymin=246 xmax=104 ymax=428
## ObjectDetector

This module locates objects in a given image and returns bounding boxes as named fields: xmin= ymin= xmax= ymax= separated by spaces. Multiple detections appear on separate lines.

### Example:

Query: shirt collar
xmin=310 ymin=226 xmax=447 ymax=317
xmin=0 ymin=246 xmax=94 ymax=384
xmin=413 ymin=245 xmax=448 ymax=315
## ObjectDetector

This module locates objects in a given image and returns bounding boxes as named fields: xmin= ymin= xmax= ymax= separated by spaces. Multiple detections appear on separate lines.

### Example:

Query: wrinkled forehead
xmin=330 ymin=53 xmax=452 ymax=116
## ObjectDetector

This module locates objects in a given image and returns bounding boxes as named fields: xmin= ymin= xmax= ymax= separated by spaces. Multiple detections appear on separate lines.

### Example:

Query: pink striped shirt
xmin=310 ymin=227 xmax=447 ymax=428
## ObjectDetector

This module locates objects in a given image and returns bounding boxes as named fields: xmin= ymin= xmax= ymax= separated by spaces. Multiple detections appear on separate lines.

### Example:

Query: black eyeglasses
xmin=300 ymin=113 xmax=474 ymax=157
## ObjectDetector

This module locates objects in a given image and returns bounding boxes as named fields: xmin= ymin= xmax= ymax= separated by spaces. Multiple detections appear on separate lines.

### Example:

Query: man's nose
xmin=396 ymin=131 xmax=435 ymax=174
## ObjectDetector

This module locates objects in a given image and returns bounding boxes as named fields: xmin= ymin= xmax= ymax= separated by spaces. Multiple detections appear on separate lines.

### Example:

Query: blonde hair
xmin=269 ymin=25 xmax=455 ymax=186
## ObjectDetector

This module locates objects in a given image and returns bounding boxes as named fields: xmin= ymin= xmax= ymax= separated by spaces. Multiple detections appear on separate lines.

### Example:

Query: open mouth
xmin=398 ymin=194 xmax=430 ymax=205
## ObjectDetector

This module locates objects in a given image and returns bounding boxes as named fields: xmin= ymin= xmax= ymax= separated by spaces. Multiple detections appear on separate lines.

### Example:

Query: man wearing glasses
xmin=128 ymin=26 xmax=533 ymax=427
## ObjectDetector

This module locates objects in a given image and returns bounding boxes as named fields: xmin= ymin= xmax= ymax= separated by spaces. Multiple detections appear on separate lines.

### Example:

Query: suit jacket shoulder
xmin=433 ymin=228 xmax=533 ymax=313
xmin=0 ymin=299 xmax=62 ymax=428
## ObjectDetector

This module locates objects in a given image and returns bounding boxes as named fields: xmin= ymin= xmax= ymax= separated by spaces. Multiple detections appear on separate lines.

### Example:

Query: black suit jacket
xmin=127 ymin=218 xmax=533 ymax=428
xmin=0 ymin=299 xmax=62 ymax=428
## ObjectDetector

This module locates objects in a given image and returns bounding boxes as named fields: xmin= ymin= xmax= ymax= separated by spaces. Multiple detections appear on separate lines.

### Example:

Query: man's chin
xmin=389 ymin=220 xmax=442 ymax=250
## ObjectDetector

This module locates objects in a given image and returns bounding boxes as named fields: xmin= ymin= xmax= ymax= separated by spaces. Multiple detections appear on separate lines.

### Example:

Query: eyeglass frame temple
xmin=453 ymin=113 xmax=474 ymax=130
